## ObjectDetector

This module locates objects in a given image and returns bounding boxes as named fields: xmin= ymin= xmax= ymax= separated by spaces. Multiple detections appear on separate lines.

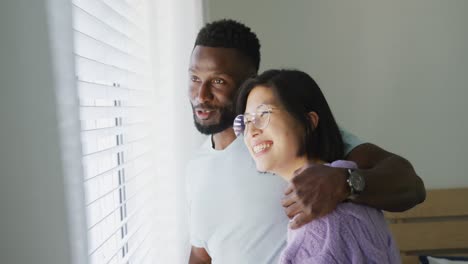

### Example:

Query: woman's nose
xmin=246 ymin=123 xmax=261 ymax=138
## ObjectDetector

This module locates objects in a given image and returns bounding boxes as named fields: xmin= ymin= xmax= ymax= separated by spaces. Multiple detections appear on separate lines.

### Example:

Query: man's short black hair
xmin=195 ymin=19 xmax=261 ymax=71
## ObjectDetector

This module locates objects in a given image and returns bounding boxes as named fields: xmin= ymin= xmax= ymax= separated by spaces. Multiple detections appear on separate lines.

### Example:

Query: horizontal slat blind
xmin=72 ymin=0 xmax=157 ymax=263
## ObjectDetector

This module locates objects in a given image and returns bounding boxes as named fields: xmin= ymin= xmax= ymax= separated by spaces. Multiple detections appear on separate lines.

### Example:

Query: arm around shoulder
xmin=346 ymin=143 xmax=426 ymax=212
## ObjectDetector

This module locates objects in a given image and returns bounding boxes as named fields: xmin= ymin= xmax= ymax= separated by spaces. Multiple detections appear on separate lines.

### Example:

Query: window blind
xmin=72 ymin=0 xmax=157 ymax=263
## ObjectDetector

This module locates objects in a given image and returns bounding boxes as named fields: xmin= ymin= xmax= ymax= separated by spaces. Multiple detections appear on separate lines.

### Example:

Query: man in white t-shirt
xmin=186 ymin=19 xmax=425 ymax=264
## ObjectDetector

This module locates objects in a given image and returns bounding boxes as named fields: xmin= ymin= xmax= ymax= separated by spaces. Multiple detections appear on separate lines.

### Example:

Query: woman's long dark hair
xmin=236 ymin=69 xmax=344 ymax=162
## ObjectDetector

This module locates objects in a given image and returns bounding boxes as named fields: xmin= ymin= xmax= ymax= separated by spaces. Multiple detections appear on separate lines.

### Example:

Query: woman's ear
xmin=308 ymin=111 xmax=319 ymax=129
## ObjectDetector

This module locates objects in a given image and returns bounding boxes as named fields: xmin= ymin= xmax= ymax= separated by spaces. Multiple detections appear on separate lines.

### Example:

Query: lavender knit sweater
xmin=279 ymin=160 xmax=401 ymax=264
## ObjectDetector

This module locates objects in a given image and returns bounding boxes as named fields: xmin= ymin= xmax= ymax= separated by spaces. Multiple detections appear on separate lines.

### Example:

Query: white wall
xmin=0 ymin=1 xmax=86 ymax=263
xmin=205 ymin=0 xmax=468 ymax=189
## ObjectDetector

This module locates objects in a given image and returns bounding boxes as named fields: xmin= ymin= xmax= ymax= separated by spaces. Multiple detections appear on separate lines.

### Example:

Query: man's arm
xmin=283 ymin=143 xmax=426 ymax=229
xmin=345 ymin=143 xmax=425 ymax=211
xmin=189 ymin=246 xmax=211 ymax=264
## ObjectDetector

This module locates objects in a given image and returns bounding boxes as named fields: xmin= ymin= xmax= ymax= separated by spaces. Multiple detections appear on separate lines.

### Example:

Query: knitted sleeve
xmin=280 ymin=203 xmax=400 ymax=264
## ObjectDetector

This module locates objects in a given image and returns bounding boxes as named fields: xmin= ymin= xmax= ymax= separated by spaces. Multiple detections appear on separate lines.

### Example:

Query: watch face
xmin=350 ymin=172 xmax=365 ymax=192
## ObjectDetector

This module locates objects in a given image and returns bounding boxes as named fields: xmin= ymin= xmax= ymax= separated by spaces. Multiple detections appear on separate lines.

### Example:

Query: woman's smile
xmin=251 ymin=140 xmax=273 ymax=157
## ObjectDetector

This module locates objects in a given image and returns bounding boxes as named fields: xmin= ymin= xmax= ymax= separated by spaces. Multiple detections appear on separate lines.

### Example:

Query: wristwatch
xmin=346 ymin=169 xmax=366 ymax=200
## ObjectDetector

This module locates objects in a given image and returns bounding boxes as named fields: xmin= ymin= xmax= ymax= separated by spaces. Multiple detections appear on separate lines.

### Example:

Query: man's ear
xmin=308 ymin=111 xmax=319 ymax=129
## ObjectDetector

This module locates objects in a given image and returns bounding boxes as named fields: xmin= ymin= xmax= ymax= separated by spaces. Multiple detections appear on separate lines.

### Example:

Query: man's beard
xmin=192 ymin=104 xmax=236 ymax=135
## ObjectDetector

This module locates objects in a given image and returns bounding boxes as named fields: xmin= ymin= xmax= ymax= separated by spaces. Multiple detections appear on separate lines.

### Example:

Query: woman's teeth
xmin=253 ymin=142 xmax=272 ymax=153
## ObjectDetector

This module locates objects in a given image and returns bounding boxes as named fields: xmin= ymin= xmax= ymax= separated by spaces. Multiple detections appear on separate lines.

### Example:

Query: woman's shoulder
xmin=301 ymin=203 xmax=384 ymax=234
xmin=282 ymin=204 xmax=398 ymax=263
xmin=285 ymin=204 xmax=388 ymax=257
xmin=335 ymin=202 xmax=384 ymax=221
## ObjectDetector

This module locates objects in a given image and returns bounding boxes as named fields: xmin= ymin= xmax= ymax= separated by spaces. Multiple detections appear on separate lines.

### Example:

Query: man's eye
xmin=259 ymin=111 xmax=269 ymax=117
xmin=190 ymin=76 xmax=200 ymax=82
xmin=212 ymin=79 xmax=225 ymax=85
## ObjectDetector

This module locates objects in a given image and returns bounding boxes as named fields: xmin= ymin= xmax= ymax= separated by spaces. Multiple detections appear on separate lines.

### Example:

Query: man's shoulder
xmin=187 ymin=137 xmax=214 ymax=158
xmin=189 ymin=137 xmax=248 ymax=160
xmin=339 ymin=127 xmax=365 ymax=156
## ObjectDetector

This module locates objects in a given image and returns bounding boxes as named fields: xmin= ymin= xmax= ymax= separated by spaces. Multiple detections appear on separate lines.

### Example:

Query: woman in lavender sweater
xmin=234 ymin=69 xmax=400 ymax=264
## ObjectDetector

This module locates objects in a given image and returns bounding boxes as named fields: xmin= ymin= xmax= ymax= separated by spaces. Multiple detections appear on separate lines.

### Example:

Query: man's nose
xmin=197 ymin=82 xmax=213 ymax=103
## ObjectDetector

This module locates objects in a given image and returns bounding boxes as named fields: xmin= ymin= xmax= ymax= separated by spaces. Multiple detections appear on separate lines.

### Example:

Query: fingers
xmin=284 ymin=183 xmax=294 ymax=195
xmin=281 ymin=190 xmax=299 ymax=207
xmin=287 ymin=200 xmax=327 ymax=229
xmin=289 ymin=212 xmax=313 ymax=230
xmin=284 ymin=201 xmax=303 ymax=219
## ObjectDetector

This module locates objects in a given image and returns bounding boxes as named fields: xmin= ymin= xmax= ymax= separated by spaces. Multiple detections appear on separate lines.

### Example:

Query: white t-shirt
xmin=186 ymin=129 xmax=362 ymax=264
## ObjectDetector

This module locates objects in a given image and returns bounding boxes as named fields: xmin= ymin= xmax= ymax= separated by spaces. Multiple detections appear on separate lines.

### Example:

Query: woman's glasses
xmin=233 ymin=104 xmax=277 ymax=136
